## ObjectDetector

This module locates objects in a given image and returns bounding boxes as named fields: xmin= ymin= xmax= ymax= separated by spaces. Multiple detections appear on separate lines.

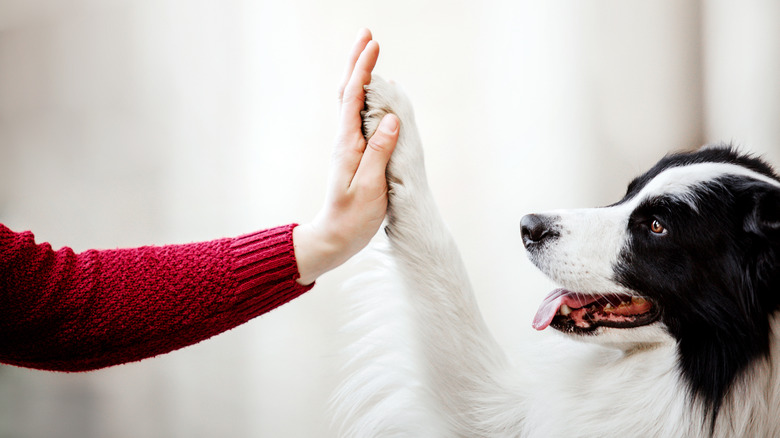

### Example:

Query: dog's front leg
xmin=362 ymin=77 xmax=513 ymax=434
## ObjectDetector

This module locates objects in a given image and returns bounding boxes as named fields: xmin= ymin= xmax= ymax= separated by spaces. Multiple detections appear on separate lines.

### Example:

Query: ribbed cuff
xmin=229 ymin=224 xmax=313 ymax=316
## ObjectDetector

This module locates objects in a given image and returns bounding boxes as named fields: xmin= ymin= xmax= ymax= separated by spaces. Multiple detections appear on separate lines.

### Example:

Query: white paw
xmin=362 ymin=76 xmax=426 ymax=203
xmin=361 ymin=76 xmax=409 ymax=139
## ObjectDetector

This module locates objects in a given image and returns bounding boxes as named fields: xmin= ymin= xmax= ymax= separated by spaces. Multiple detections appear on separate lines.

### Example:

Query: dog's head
xmin=522 ymin=146 xmax=780 ymax=414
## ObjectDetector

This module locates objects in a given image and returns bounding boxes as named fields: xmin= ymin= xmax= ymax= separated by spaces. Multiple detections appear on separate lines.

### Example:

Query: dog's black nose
xmin=520 ymin=214 xmax=554 ymax=248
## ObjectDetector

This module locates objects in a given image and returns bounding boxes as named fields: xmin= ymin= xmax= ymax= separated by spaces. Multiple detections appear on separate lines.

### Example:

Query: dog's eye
xmin=649 ymin=219 xmax=667 ymax=235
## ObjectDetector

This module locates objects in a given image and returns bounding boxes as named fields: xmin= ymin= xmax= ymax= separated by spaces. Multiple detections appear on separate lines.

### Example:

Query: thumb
xmin=353 ymin=114 xmax=399 ymax=189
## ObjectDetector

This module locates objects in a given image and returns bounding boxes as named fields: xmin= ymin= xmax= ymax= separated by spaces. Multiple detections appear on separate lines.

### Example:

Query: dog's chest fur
xmin=522 ymin=333 xmax=776 ymax=437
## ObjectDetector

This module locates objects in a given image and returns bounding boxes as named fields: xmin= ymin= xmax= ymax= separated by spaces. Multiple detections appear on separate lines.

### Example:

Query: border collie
xmin=333 ymin=76 xmax=780 ymax=437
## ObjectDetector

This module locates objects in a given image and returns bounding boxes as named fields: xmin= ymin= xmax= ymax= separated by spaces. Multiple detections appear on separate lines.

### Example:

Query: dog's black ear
xmin=744 ymin=183 xmax=780 ymax=241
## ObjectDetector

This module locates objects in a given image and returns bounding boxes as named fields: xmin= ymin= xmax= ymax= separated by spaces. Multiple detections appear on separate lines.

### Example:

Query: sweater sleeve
xmin=0 ymin=223 xmax=313 ymax=372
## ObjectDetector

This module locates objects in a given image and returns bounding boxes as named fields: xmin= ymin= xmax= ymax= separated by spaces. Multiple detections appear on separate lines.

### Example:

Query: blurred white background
xmin=0 ymin=0 xmax=778 ymax=436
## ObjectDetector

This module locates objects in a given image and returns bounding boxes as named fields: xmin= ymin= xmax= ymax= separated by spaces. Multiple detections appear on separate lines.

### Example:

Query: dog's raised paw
xmin=362 ymin=76 xmax=425 ymax=197
xmin=362 ymin=76 xmax=405 ymax=138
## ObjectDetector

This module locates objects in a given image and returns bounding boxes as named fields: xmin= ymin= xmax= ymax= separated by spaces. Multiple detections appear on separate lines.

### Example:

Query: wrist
xmin=292 ymin=223 xmax=349 ymax=285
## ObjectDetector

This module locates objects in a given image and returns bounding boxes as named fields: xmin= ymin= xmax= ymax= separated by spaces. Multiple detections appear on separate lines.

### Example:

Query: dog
xmin=333 ymin=76 xmax=780 ymax=437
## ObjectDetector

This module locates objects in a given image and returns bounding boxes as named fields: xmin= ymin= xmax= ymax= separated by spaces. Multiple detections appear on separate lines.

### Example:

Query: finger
xmin=351 ymin=114 xmax=399 ymax=192
xmin=339 ymin=40 xmax=380 ymax=139
xmin=338 ymin=28 xmax=373 ymax=104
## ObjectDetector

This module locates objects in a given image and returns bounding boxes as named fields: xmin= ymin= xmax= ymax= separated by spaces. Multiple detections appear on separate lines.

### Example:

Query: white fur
xmin=641 ymin=162 xmax=780 ymax=205
xmin=332 ymin=77 xmax=780 ymax=437
xmin=528 ymin=206 xmax=632 ymax=297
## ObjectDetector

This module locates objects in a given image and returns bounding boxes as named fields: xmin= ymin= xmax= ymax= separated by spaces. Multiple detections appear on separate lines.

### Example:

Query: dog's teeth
xmin=632 ymin=297 xmax=647 ymax=306
xmin=560 ymin=304 xmax=572 ymax=316
xmin=604 ymin=303 xmax=614 ymax=313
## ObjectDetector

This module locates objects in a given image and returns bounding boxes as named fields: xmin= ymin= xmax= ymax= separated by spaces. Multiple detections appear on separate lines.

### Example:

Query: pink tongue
xmin=532 ymin=288 xmax=599 ymax=330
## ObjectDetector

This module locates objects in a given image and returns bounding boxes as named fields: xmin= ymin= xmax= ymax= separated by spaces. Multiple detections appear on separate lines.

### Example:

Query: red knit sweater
xmin=0 ymin=223 xmax=313 ymax=372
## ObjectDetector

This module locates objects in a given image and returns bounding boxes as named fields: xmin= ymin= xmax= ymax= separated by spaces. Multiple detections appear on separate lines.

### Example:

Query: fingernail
xmin=379 ymin=114 xmax=399 ymax=134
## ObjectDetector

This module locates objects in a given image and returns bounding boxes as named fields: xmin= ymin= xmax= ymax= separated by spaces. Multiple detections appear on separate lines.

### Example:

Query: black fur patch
xmin=613 ymin=146 xmax=780 ymax=425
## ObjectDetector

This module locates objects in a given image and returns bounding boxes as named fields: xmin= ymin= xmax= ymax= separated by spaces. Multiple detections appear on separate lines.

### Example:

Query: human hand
xmin=293 ymin=29 xmax=400 ymax=285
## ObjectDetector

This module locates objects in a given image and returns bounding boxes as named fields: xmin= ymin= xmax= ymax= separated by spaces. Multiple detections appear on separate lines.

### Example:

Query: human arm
xmin=0 ymin=223 xmax=309 ymax=371
xmin=0 ymin=29 xmax=398 ymax=372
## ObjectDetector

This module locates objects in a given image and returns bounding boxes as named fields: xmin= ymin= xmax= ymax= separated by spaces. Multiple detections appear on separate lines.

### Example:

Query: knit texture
xmin=0 ymin=223 xmax=313 ymax=372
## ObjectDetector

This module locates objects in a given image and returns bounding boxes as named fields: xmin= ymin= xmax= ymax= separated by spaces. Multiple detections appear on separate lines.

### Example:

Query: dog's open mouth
xmin=533 ymin=289 xmax=659 ymax=334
